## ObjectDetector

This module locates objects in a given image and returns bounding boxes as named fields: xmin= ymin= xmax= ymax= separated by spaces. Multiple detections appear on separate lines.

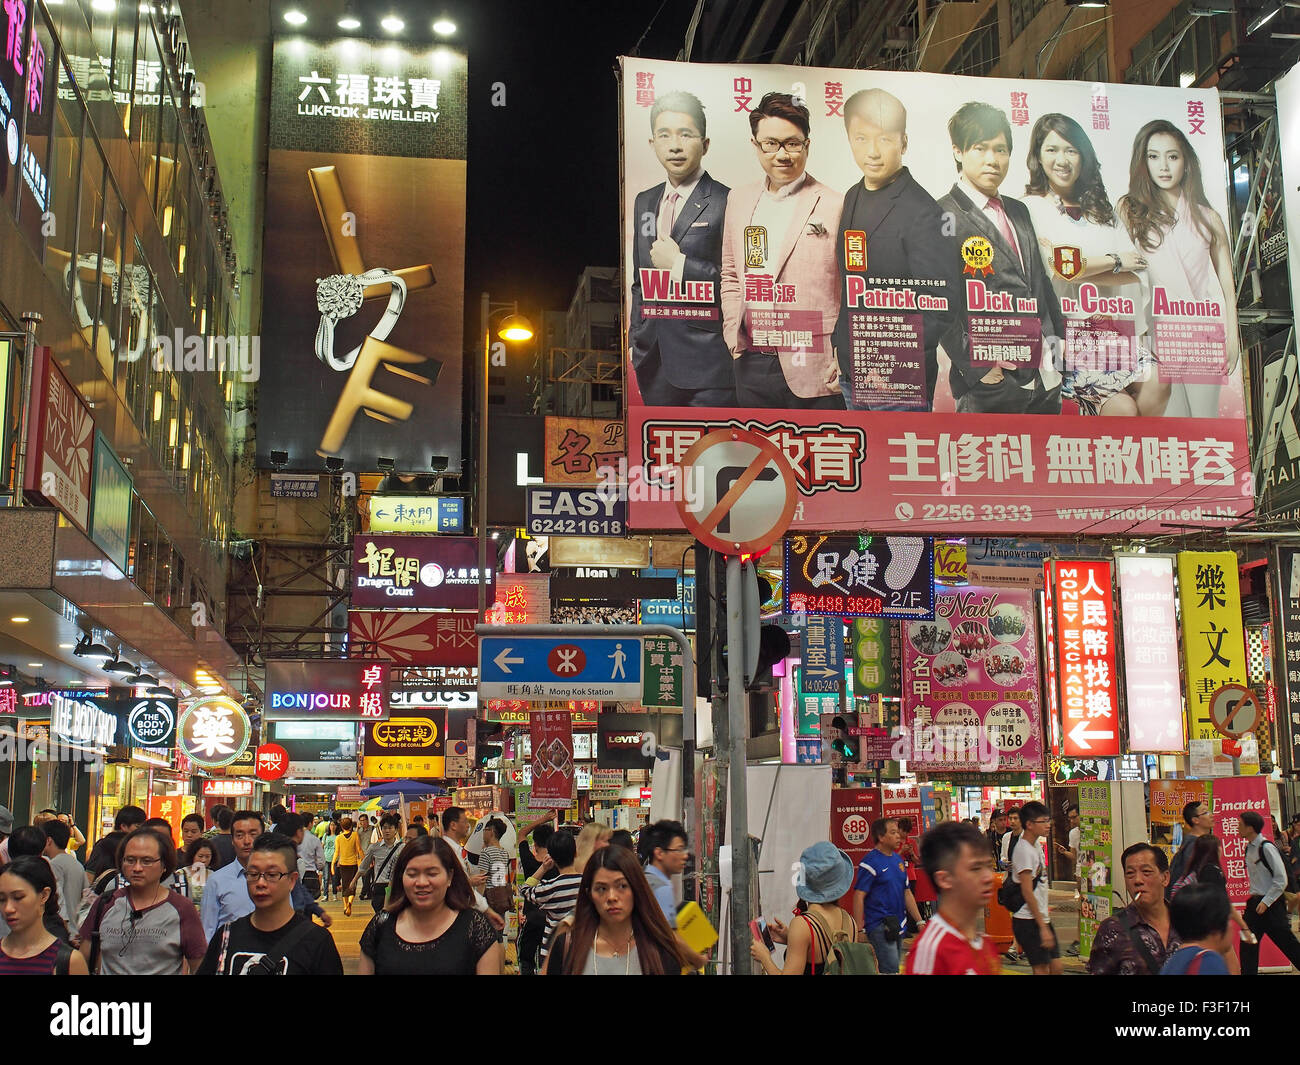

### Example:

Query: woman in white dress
xmin=1118 ymin=119 xmax=1239 ymax=419
xmin=1022 ymin=113 xmax=1158 ymax=415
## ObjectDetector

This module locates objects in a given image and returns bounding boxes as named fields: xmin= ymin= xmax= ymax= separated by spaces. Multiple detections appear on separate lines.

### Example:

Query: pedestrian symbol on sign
xmin=610 ymin=643 xmax=628 ymax=679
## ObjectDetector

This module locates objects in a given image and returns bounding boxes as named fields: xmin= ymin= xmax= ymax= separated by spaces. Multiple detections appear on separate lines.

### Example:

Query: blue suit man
xmin=629 ymin=91 xmax=736 ymax=407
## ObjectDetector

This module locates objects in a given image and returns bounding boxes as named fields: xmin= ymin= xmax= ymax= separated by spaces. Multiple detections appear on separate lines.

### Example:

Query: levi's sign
xmin=526 ymin=485 xmax=627 ymax=537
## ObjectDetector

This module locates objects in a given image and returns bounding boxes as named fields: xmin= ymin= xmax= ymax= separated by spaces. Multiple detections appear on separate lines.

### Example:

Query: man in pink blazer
xmin=720 ymin=92 xmax=845 ymax=409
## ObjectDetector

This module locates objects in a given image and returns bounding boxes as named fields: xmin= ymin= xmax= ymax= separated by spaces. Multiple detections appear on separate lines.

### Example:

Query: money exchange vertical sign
xmin=1177 ymin=551 xmax=1246 ymax=741
xmin=1049 ymin=560 xmax=1119 ymax=758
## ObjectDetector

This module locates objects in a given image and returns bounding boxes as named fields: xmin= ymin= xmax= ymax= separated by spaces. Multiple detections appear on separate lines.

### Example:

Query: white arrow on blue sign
xmin=478 ymin=635 xmax=644 ymax=700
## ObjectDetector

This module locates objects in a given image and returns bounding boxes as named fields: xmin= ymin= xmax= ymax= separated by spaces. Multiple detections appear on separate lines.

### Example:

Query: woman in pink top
xmin=1119 ymin=120 xmax=1239 ymax=419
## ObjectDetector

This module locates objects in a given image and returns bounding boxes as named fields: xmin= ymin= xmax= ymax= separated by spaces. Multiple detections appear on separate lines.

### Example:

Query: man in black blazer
xmin=937 ymin=101 xmax=1064 ymax=415
xmin=629 ymin=91 xmax=736 ymax=407
xmin=834 ymin=88 xmax=956 ymax=410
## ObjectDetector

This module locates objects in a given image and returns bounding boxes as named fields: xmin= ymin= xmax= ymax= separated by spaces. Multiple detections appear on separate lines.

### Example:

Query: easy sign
xmin=525 ymin=485 xmax=627 ymax=537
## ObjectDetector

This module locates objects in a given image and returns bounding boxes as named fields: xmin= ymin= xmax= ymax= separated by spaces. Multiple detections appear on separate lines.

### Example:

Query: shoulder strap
xmin=1117 ymin=909 xmax=1162 ymax=976
xmin=801 ymin=911 xmax=834 ymax=970
xmin=87 ymin=890 xmax=113 ymax=974
xmin=1185 ymin=948 xmax=1213 ymax=976
xmin=217 ymin=923 xmax=232 ymax=974
xmin=54 ymin=941 xmax=74 ymax=977
xmin=377 ymin=842 xmax=403 ymax=880
xmin=247 ymin=918 xmax=319 ymax=976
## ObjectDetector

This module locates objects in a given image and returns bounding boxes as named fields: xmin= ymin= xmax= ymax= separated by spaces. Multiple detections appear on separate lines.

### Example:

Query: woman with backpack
xmin=751 ymin=842 xmax=873 ymax=975
xmin=0 ymin=857 xmax=87 ymax=974
xmin=1168 ymin=833 xmax=1253 ymax=967
xmin=545 ymin=844 xmax=690 ymax=975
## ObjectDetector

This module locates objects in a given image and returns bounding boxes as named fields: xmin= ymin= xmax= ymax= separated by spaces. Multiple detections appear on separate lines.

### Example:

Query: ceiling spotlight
xmin=381 ymin=14 xmax=404 ymax=33
xmin=338 ymin=15 xmax=360 ymax=29
xmin=431 ymin=455 xmax=449 ymax=473
xmin=270 ymin=449 xmax=289 ymax=470
xmin=147 ymin=683 xmax=174 ymax=697
xmin=74 ymin=633 xmax=114 ymax=660
xmin=102 ymin=655 xmax=137 ymax=675
xmin=324 ymin=456 xmax=344 ymax=473
xmin=10 ymin=615 xmax=30 ymax=624
xmin=283 ymin=9 xmax=308 ymax=26
xmin=377 ymin=456 xmax=396 ymax=473
xmin=433 ymin=19 xmax=456 ymax=35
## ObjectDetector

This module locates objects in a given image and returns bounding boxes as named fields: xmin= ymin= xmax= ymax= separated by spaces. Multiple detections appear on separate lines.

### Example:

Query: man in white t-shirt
xmin=1012 ymin=800 xmax=1061 ymax=975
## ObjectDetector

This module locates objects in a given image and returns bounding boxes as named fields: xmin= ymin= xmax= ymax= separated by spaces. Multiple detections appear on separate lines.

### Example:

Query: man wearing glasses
xmin=629 ymin=90 xmax=736 ymax=408
xmin=642 ymin=819 xmax=690 ymax=927
xmin=720 ymin=91 xmax=844 ymax=409
xmin=197 ymin=833 xmax=343 ymax=975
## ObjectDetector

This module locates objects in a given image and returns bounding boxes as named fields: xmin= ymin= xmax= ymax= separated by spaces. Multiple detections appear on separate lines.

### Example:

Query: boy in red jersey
xmin=905 ymin=820 xmax=1001 ymax=975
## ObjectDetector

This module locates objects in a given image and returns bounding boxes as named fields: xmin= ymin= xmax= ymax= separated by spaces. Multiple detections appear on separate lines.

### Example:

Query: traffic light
xmin=830 ymin=715 xmax=859 ymax=763
xmin=696 ymin=544 xmax=790 ymax=696
xmin=477 ymin=723 xmax=505 ymax=767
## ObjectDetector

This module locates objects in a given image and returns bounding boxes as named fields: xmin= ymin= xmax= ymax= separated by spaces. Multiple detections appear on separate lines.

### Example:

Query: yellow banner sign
xmin=1177 ymin=551 xmax=1246 ymax=741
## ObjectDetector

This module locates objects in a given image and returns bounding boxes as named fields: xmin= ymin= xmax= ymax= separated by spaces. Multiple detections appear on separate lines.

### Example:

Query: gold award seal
xmin=961 ymin=235 xmax=994 ymax=277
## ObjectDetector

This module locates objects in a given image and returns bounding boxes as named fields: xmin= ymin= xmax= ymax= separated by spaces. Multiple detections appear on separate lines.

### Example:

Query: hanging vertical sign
xmin=1049 ymin=559 xmax=1120 ymax=758
xmin=528 ymin=708 xmax=575 ymax=809
xmin=1177 ymin=551 xmax=1247 ymax=741
xmin=1116 ymin=554 xmax=1186 ymax=753
xmin=801 ymin=616 xmax=842 ymax=694
xmin=851 ymin=618 xmax=894 ymax=697
xmin=1274 ymin=546 xmax=1300 ymax=775
xmin=1041 ymin=566 xmax=1061 ymax=757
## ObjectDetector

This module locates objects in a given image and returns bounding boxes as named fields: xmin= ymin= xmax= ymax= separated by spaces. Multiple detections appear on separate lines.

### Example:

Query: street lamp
xmin=478 ymin=295 xmax=535 ymax=620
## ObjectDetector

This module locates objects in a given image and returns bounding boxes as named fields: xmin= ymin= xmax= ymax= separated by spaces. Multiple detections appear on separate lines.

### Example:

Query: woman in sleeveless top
xmin=0 ymin=857 xmax=87 ymax=975
xmin=1119 ymin=119 xmax=1240 ymax=420
xmin=752 ymin=842 xmax=862 ymax=975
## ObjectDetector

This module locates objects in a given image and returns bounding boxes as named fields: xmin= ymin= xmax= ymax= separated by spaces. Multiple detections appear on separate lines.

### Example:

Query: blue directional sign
xmin=801 ymin=616 xmax=843 ymax=694
xmin=479 ymin=635 xmax=644 ymax=700
xmin=639 ymin=568 xmax=696 ymax=630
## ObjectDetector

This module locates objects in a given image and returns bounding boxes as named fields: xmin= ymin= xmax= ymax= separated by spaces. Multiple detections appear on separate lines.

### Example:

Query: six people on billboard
xmin=627 ymin=82 xmax=1241 ymax=419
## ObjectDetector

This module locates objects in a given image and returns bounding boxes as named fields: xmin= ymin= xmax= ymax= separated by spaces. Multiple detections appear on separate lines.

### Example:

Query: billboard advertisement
xmin=902 ymin=582 xmax=1043 ymax=772
xmin=348 ymin=609 xmax=476 ymax=665
xmin=620 ymin=58 xmax=1249 ymax=535
xmin=352 ymin=534 xmax=492 ymax=609
xmin=256 ymin=35 xmax=466 ymax=472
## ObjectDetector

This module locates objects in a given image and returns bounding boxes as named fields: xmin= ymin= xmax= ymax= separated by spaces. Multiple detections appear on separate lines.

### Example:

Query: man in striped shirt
xmin=906 ymin=821 xmax=1001 ymax=975
xmin=520 ymin=827 xmax=582 ymax=963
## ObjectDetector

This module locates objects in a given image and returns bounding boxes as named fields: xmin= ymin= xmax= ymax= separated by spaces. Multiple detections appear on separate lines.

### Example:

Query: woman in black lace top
xmin=358 ymin=836 xmax=502 ymax=975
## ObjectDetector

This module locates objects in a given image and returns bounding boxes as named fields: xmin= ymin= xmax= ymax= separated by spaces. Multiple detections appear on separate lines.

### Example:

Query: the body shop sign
xmin=264 ymin=659 xmax=387 ymax=720
xmin=1048 ymin=560 xmax=1120 ymax=758
xmin=124 ymin=698 xmax=177 ymax=748
xmin=25 ymin=348 xmax=92 ymax=532
xmin=352 ymin=535 xmax=493 ymax=609
xmin=51 ymin=693 xmax=116 ymax=747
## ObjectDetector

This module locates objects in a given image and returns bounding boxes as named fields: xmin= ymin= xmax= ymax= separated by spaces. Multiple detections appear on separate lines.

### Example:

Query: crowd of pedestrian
xmin=5 ymin=796 xmax=1300 ymax=977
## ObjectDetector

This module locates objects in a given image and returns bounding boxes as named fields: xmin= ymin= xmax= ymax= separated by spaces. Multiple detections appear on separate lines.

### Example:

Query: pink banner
xmin=629 ymin=408 xmax=1249 ymax=535
xmin=902 ymin=583 xmax=1044 ymax=772
xmin=1213 ymin=776 xmax=1271 ymax=906
xmin=1116 ymin=555 xmax=1186 ymax=752
xmin=528 ymin=709 xmax=575 ymax=810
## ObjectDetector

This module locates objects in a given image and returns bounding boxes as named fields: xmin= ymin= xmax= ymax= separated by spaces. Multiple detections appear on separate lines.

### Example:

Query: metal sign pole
xmin=725 ymin=556 xmax=752 ymax=975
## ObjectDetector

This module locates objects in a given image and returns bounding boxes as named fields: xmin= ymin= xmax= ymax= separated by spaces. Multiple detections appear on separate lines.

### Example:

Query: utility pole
xmin=725 ymin=555 xmax=752 ymax=974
